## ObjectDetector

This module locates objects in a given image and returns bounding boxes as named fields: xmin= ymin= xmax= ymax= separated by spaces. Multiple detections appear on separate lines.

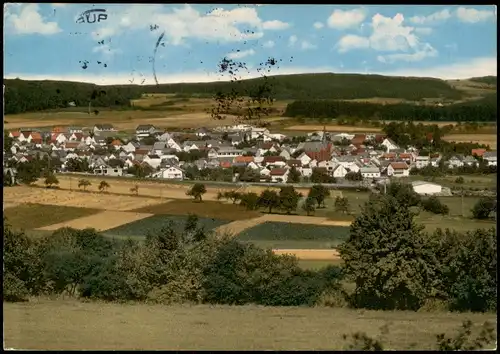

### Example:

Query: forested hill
xmin=4 ymin=74 xmax=496 ymax=115
xmin=468 ymin=76 xmax=497 ymax=86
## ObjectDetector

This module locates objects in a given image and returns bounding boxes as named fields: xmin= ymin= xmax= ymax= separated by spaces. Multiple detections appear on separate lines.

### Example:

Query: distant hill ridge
xmin=4 ymin=74 xmax=497 ymax=115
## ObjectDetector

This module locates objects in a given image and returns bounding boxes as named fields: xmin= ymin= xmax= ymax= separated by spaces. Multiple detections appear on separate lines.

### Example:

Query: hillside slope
xmin=4 ymin=73 xmax=496 ymax=115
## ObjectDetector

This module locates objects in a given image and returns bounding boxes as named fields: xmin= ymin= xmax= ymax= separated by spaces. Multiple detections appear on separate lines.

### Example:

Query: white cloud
xmin=313 ymin=21 xmax=324 ymax=29
xmin=5 ymin=57 xmax=496 ymax=84
xmin=327 ymin=8 xmax=367 ymax=29
xmin=377 ymin=43 xmax=438 ymax=63
xmin=336 ymin=34 xmax=369 ymax=53
xmin=456 ymin=7 xmax=496 ymax=23
xmin=300 ymin=40 xmax=317 ymax=50
xmin=227 ymin=49 xmax=255 ymax=60
xmin=409 ymin=9 xmax=451 ymax=25
xmin=262 ymin=20 xmax=290 ymax=30
xmin=262 ymin=40 xmax=275 ymax=48
xmin=89 ymin=5 xmax=288 ymax=45
xmin=336 ymin=13 xmax=438 ymax=63
xmin=5 ymin=4 xmax=62 ymax=35
xmin=288 ymin=35 xmax=298 ymax=46
xmin=414 ymin=27 xmax=433 ymax=35
xmin=378 ymin=57 xmax=497 ymax=79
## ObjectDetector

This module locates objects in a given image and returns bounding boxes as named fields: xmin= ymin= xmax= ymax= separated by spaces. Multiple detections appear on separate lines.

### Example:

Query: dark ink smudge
xmin=152 ymin=31 xmax=165 ymax=86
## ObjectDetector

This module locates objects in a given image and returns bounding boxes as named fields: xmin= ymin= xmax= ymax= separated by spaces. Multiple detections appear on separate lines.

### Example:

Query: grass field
xmin=3 ymin=203 xmax=101 ymax=230
xmin=442 ymin=133 xmax=497 ymax=149
xmin=236 ymin=222 xmax=350 ymax=249
xmin=298 ymin=259 xmax=343 ymax=270
xmin=103 ymin=214 xmax=231 ymax=239
xmin=4 ymin=299 xmax=496 ymax=350
xmin=131 ymin=199 xmax=261 ymax=220
xmin=407 ymin=174 xmax=497 ymax=190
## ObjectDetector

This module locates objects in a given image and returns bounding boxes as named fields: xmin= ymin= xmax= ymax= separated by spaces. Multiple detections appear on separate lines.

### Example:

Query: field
xmin=236 ymin=222 xmax=350 ymax=249
xmin=4 ymin=299 xmax=496 ymax=350
xmin=4 ymin=93 xmax=290 ymax=132
xmin=3 ymin=203 xmax=101 ymax=230
xmin=103 ymin=214 xmax=231 ymax=239
xmin=442 ymin=133 xmax=497 ymax=149
xmin=131 ymin=199 xmax=261 ymax=220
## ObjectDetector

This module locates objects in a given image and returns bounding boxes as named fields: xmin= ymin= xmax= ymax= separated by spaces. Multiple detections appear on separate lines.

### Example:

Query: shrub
xmin=455 ymin=176 xmax=464 ymax=184
xmin=202 ymin=241 xmax=343 ymax=306
xmin=471 ymin=197 xmax=496 ymax=219
xmin=421 ymin=196 xmax=450 ymax=215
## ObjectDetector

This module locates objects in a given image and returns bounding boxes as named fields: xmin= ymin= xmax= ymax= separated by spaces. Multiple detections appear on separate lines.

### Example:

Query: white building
xmin=93 ymin=166 xmax=123 ymax=177
xmin=415 ymin=156 xmax=430 ymax=169
xmin=152 ymin=166 xmax=184 ymax=180
xmin=360 ymin=167 xmax=381 ymax=179
xmin=412 ymin=181 xmax=442 ymax=196
xmin=387 ymin=162 xmax=410 ymax=177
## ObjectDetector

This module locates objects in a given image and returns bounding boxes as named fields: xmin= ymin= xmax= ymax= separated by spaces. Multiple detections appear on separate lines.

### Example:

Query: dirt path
xmin=37 ymin=211 xmax=153 ymax=231
xmin=214 ymin=217 xmax=265 ymax=236
xmin=259 ymin=214 xmax=351 ymax=226
xmin=272 ymin=249 xmax=341 ymax=260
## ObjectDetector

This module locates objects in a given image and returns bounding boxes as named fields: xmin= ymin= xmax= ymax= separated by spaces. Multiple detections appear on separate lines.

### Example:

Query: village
xmin=4 ymin=122 xmax=497 ymax=195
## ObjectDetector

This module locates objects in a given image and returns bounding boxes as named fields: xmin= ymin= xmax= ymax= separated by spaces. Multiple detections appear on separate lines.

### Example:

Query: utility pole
xmin=461 ymin=187 xmax=464 ymax=217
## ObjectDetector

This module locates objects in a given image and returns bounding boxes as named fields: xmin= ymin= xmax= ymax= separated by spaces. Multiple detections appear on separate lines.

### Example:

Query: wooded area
xmin=284 ymin=94 xmax=497 ymax=122
xmin=4 ymin=73 xmax=472 ymax=115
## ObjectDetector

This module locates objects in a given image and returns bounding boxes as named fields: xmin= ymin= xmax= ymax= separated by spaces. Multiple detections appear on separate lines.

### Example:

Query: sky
xmin=3 ymin=3 xmax=498 ymax=85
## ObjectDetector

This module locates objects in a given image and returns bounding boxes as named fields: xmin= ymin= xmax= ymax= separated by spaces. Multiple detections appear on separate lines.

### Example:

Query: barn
xmin=411 ymin=181 xmax=442 ymax=196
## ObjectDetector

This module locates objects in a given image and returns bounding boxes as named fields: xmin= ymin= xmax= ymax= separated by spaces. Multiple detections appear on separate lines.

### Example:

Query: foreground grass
xmin=4 ymin=299 xmax=496 ymax=350
xmin=4 ymin=203 xmax=100 ymax=230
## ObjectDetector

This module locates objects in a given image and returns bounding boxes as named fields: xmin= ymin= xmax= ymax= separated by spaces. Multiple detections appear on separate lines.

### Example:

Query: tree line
xmin=284 ymin=94 xmax=497 ymax=122
xmin=4 ymin=181 xmax=496 ymax=314
xmin=5 ymin=72 xmax=473 ymax=115
xmin=4 ymin=79 xmax=142 ymax=114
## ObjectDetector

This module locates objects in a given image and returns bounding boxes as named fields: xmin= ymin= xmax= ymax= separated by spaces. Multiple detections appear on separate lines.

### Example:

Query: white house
xmin=332 ymin=164 xmax=349 ymax=178
xmin=166 ymin=138 xmax=182 ymax=151
xmin=483 ymin=151 xmax=497 ymax=166
xmin=93 ymin=166 xmax=123 ymax=177
xmin=250 ymin=127 xmax=270 ymax=140
xmin=387 ymin=162 xmax=410 ymax=177
xmin=136 ymin=124 xmax=158 ymax=138
xmin=360 ymin=166 xmax=381 ymax=179
xmin=415 ymin=156 xmax=430 ymax=169
xmin=279 ymin=149 xmax=291 ymax=160
xmin=153 ymin=166 xmax=184 ymax=180
xmin=447 ymin=155 xmax=464 ymax=169
xmin=93 ymin=124 xmax=116 ymax=134
xmin=209 ymin=147 xmax=243 ymax=159
xmin=143 ymin=154 xmax=162 ymax=169
xmin=301 ymin=166 xmax=313 ymax=177
xmin=297 ymin=152 xmax=312 ymax=166
xmin=247 ymin=161 xmax=260 ymax=170
xmin=411 ymin=181 xmax=442 ymax=196
xmin=270 ymin=168 xmax=288 ymax=183
xmin=381 ymin=138 xmax=399 ymax=152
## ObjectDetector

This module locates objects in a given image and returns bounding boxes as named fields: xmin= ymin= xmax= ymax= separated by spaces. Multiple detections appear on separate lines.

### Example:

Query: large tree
xmin=308 ymin=184 xmax=331 ymax=208
xmin=257 ymin=189 xmax=280 ymax=214
xmin=339 ymin=196 xmax=439 ymax=311
xmin=278 ymin=186 xmax=301 ymax=214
